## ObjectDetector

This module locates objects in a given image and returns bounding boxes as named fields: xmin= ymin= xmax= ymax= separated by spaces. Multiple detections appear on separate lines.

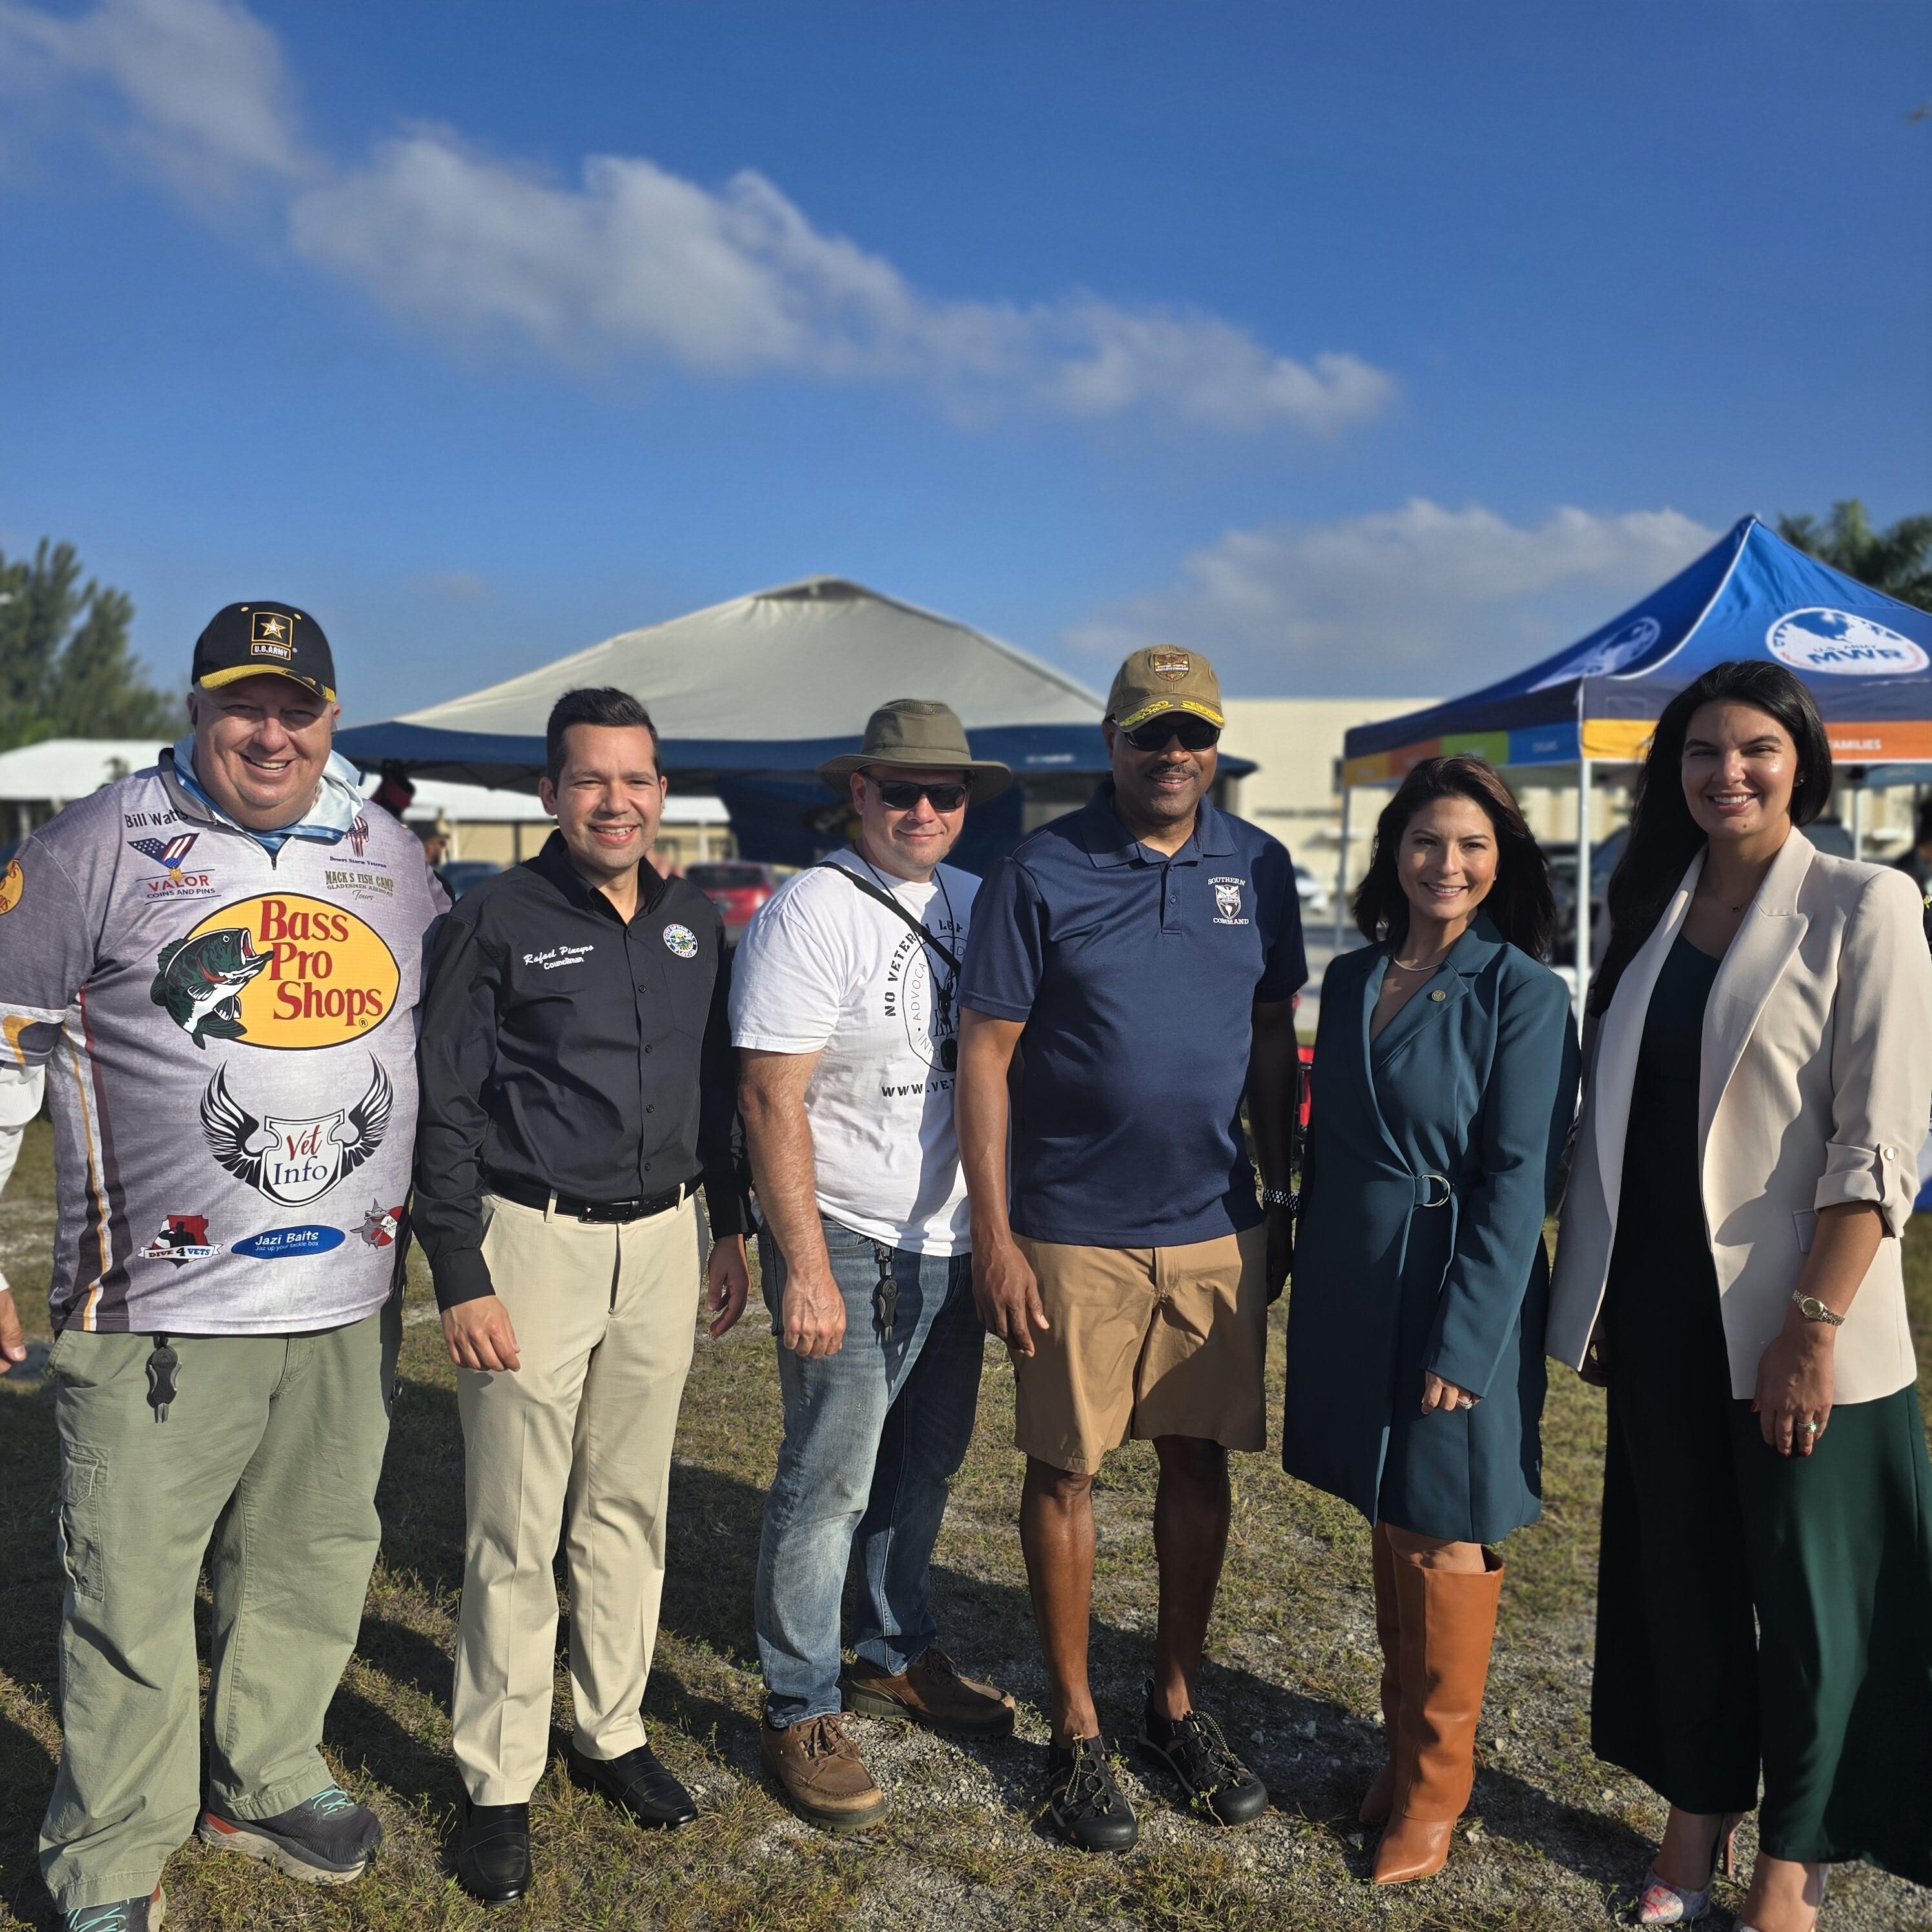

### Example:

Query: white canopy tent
xmin=338 ymin=575 xmax=1107 ymax=777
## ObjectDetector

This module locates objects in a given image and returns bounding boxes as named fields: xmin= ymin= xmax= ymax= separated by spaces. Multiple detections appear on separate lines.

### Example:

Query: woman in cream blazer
xmin=1549 ymin=660 xmax=1932 ymax=1932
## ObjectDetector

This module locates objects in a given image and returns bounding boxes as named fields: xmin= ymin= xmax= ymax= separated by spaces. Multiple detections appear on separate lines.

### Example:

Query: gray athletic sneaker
xmin=62 ymin=1887 xmax=164 ymax=1931
xmin=198 ymin=1784 xmax=382 ymax=1883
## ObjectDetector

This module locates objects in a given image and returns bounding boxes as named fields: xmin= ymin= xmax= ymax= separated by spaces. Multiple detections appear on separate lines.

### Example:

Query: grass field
xmin=3 ymin=1115 xmax=1929 ymax=1931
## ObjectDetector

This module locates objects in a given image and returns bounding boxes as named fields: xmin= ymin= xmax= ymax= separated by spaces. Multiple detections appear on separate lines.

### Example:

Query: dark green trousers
xmin=38 ymin=1309 xmax=397 ymax=1911
xmin=1595 ymin=1298 xmax=1932 ymax=1883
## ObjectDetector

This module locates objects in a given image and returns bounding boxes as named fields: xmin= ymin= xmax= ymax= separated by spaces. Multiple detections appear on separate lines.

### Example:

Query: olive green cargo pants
xmin=38 ymin=1305 xmax=396 ymax=1911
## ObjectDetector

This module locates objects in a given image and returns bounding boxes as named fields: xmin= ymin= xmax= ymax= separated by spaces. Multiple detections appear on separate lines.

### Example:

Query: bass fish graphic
xmin=151 ymin=925 xmax=271 ymax=1047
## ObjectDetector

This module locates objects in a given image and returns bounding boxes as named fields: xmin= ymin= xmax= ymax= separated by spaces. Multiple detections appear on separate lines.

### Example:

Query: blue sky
xmin=3 ymin=0 xmax=1927 ymax=719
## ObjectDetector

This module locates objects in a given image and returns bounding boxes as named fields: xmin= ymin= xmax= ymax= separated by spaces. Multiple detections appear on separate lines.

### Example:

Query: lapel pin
xmin=1430 ymin=989 xmax=1446 ymax=1001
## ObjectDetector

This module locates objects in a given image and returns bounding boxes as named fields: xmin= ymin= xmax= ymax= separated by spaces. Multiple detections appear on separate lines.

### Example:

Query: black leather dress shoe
xmin=455 ymin=1796 xmax=530 ymax=1907
xmin=568 ymin=1744 xmax=697 ymax=1829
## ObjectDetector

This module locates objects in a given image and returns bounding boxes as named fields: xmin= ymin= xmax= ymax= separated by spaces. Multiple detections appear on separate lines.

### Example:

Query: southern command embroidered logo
xmin=250 ymin=610 xmax=296 ymax=661
xmin=663 ymin=923 xmax=699 ymax=959
xmin=1209 ymin=875 xmax=1251 ymax=926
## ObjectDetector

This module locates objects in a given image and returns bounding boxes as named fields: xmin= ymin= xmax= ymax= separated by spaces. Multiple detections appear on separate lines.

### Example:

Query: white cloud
xmin=1069 ymin=499 xmax=1720 ymax=694
xmin=6 ymin=0 xmax=1394 ymax=436
xmin=286 ymin=132 xmax=1392 ymax=433
xmin=1 ymin=0 xmax=307 ymax=193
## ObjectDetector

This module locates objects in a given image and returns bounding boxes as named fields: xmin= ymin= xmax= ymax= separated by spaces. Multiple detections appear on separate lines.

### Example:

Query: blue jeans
xmin=754 ymin=1216 xmax=984 ymax=1727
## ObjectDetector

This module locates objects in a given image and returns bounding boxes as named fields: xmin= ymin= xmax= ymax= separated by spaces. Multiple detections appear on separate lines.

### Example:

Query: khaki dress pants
xmin=453 ymin=1191 xmax=699 ymax=1805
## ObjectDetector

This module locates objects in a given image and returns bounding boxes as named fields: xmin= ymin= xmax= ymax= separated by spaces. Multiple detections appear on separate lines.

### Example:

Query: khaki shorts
xmin=1011 ymin=1224 xmax=1268 ymax=1474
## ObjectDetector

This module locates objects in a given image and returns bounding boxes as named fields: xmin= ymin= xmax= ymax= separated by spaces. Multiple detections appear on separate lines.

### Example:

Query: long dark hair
xmin=1353 ymin=755 xmax=1557 ymax=960
xmin=1589 ymin=660 xmax=1832 ymax=1015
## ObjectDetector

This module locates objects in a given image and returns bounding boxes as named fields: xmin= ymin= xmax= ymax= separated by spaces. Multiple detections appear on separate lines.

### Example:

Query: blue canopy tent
xmin=336 ymin=575 xmax=1251 ymax=875
xmin=1337 ymin=515 xmax=1932 ymax=1012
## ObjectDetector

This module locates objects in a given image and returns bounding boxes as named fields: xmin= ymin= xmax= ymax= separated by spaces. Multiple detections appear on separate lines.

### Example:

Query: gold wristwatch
xmin=1791 ymin=1291 xmax=1845 ymax=1328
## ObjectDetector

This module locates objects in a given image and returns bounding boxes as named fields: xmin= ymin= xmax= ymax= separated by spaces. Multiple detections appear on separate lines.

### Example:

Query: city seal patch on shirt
xmin=663 ymin=923 xmax=699 ymax=959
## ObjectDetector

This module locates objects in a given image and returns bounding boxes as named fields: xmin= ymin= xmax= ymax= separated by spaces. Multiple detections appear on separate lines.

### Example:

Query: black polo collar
xmin=531 ymin=828 xmax=670 ymax=922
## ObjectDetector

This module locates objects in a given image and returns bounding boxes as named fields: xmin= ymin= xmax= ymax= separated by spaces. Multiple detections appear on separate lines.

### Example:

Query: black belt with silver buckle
xmin=488 ymin=1174 xmax=694 ymax=1224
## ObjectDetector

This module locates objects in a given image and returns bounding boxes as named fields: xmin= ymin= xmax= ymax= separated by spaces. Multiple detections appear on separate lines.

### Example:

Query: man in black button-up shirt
xmin=413 ymin=687 xmax=750 ymax=1904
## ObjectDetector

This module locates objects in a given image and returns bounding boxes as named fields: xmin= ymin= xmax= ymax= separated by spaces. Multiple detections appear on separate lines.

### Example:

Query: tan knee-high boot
xmin=1372 ymin=1545 xmax=1503 ymax=1886
xmin=1359 ymin=1523 xmax=1401 ymax=1825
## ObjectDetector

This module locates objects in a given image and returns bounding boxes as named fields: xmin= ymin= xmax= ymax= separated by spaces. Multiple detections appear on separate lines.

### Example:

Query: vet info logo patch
xmin=1767 ymin=609 xmax=1929 ymax=677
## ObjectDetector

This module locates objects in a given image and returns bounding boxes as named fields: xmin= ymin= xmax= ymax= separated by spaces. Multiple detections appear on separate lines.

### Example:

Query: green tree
xmin=1776 ymin=499 xmax=1932 ymax=612
xmin=0 ymin=540 xmax=180 ymax=751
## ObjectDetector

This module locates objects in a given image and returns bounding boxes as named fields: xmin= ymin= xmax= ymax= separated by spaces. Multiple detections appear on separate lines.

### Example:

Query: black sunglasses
xmin=1118 ymin=714 xmax=1222 ymax=753
xmin=869 ymin=776 xmax=970 ymax=811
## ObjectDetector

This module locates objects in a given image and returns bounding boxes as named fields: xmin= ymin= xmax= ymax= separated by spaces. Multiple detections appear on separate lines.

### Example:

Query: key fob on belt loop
xmin=145 ymin=1337 xmax=180 ymax=1423
xmin=873 ymin=1244 xmax=898 ymax=1341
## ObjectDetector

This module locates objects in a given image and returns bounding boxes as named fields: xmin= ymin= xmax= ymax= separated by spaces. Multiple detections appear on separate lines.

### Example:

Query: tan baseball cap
xmin=1105 ymin=645 xmax=1224 ymax=732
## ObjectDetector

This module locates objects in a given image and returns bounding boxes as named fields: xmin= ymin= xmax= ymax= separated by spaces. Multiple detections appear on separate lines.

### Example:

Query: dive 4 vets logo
xmin=152 ymin=894 xmax=400 ymax=1049
xmin=201 ymin=1057 xmax=393 ymax=1207
xmin=135 ymin=1214 xmax=220 ymax=1267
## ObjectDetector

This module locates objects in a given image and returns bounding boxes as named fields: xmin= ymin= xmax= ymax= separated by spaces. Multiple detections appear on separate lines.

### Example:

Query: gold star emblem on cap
xmin=259 ymin=615 xmax=285 ymax=639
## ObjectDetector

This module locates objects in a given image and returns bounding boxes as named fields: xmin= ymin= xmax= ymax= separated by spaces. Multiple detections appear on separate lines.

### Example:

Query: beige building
xmin=1219 ymin=697 xmax=1437 ymax=902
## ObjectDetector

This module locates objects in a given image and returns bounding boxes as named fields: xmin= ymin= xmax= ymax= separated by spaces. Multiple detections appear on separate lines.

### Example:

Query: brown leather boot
xmin=1358 ymin=1521 xmax=1402 ymax=1826
xmin=760 ymin=1714 xmax=888 ymax=1833
xmin=844 ymin=1647 xmax=1016 ymax=1738
xmin=1372 ymin=1546 xmax=1503 ymax=1886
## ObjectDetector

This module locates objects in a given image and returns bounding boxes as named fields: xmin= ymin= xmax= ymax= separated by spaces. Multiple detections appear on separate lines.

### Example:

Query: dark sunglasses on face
xmin=870 ymin=776 xmax=971 ymax=812
xmin=1118 ymin=714 xmax=1222 ymax=753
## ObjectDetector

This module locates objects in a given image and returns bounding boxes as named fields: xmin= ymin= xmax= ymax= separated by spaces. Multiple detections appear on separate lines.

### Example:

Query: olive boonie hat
xmin=1106 ymin=644 xmax=1224 ymax=732
xmin=193 ymin=601 xmax=336 ymax=703
xmin=817 ymin=699 xmax=1012 ymax=800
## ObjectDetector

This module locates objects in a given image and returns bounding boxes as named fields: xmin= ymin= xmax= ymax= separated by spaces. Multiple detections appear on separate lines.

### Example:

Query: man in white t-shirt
xmin=733 ymin=699 xmax=1017 ymax=1833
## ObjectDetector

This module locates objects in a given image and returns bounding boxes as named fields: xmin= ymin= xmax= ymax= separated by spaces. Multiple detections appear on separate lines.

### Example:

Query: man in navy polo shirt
xmin=956 ymin=645 xmax=1304 ymax=1851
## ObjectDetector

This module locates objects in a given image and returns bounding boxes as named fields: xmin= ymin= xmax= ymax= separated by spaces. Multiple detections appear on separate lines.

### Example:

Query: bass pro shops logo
xmin=201 ymin=1057 xmax=394 ymax=1207
xmin=152 ymin=894 xmax=400 ymax=1049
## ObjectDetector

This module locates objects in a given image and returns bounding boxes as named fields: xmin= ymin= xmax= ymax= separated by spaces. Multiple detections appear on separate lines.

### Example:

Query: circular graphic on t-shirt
xmin=884 ymin=931 xmax=958 ymax=1073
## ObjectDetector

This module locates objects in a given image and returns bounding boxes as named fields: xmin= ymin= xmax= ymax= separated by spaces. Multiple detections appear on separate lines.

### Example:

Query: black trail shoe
xmin=568 ymin=1743 xmax=697 ymax=1829
xmin=1137 ymin=1703 xmax=1269 ymax=1825
xmin=61 ymin=1888 xmax=165 ymax=1931
xmin=1042 ymin=1735 xmax=1139 ymax=1853
xmin=454 ymin=1796 xmax=531 ymax=1907
xmin=198 ymin=1785 xmax=382 ymax=1882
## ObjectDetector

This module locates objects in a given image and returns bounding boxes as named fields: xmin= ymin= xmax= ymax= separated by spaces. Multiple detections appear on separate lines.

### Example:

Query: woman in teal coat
xmin=1283 ymin=755 xmax=1577 ymax=1887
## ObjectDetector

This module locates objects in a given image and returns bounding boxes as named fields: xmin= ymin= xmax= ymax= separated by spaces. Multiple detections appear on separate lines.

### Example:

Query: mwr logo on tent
xmin=1767 ymin=609 xmax=1929 ymax=677
xmin=154 ymin=894 xmax=400 ymax=1049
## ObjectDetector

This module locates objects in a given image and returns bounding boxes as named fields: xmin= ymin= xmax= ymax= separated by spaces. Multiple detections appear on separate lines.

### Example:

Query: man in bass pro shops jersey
xmin=0 ymin=602 xmax=446 ymax=1932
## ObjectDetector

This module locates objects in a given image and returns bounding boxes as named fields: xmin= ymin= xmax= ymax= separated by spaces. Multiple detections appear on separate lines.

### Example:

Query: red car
xmin=687 ymin=861 xmax=787 ymax=943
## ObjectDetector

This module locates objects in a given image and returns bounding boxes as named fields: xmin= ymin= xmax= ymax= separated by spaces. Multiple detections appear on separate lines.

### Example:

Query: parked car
xmin=437 ymin=859 xmax=502 ymax=900
xmin=1293 ymin=861 xmax=1332 ymax=923
xmin=688 ymin=860 xmax=788 ymax=943
xmin=1547 ymin=816 xmax=1857 ymax=957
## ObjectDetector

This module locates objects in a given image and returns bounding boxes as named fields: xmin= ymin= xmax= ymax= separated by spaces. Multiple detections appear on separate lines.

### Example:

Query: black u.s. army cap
xmin=192 ymin=601 xmax=337 ymax=703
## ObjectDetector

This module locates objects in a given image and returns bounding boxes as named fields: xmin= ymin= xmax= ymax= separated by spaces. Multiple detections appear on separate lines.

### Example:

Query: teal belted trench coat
xmin=1282 ymin=917 xmax=1578 ymax=1544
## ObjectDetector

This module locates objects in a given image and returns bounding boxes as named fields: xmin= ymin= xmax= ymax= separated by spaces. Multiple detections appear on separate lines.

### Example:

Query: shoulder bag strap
xmin=811 ymin=859 xmax=961 ymax=976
